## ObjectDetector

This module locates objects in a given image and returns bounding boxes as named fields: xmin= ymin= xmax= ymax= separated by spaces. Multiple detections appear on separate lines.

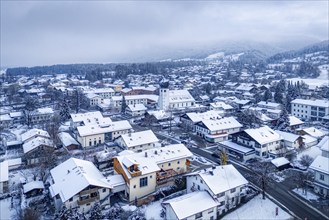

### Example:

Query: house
xmin=180 ymin=110 xmax=222 ymax=131
xmin=209 ymin=102 xmax=234 ymax=114
xmin=218 ymin=140 xmax=255 ymax=162
xmin=49 ymin=158 xmax=113 ymax=213
xmin=185 ymin=165 xmax=248 ymax=216
xmin=85 ymin=93 xmax=103 ymax=106
xmin=125 ymin=104 xmax=147 ymax=117
xmin=28 ymin=107 xmax=54 ymax=124
xmin=83 ymin=88 xmax=115 ymax=99
xmin=111 ymin=95 xmax=148 ymax=110
xmin=70 ymin=111 xmax=110 ymax=128
xmin=257 ymin=101 xmax=282 ymax=110
xmin=162 ymin=191 xmax=218 ymax=220
xmin=57 ymin=132 xmax=80 ymax=150
xmin=121 ymin=86 xmax=158 ymax=96
xmin=23 ymin=136 xmax=54 ymax=165
xmin=275 ymin=130 xmax=304 ymax=151
xmin=9 ymin=111 xmax=25 ymax=124
xmin=291 ymin=99 xmax=329 ymax=121
xmin=113 ymin=144 xmax=192 ymax=202
xmin=309 ymin=144 xmax=329 ymax=198
xmin=76 ymin=120 xmax=132 ymax=148
xmin=0 ymin=161 xmax=9 ymax=194
xmin=296 ymin=127 xmax=327 ymax=140
xmin=0 ymin=114 xmax=12 ymax=128
xmin=195 ymin=117 xmax=242 ymax=142
xmin=231 ymin=126 xmax=282 ymax=158
xmin=115 ymin=130 xmax=160 ymax=153
xmin=21 ymin=128 xmax=51 ymax=143
xmin=288 ymin=116 xmax=304 ymax=130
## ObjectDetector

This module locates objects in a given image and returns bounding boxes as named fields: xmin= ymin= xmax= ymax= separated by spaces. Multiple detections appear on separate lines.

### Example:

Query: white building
xmin=158 ymin=87 xmax=195 ymax=111
xmin=115 ymin=130 xmax=160 ymax=152
xmin=85 ymin=93 xmax=103 ymax=106
xmin=275 ymin=130 xmax=304 ymax=150
xmin=180 ymin=110 xmax=222 ymax=131
xmin=209 ymin=102 xmax=234 ymax=114
xmin=291 ymin=99 xmax=329 ymax=121
xmin=83 ymin=88 xmax=115 ymax=99
xmin=162 ymin=191 xmax=218 ymax=220
xmin=113 ymin=144 xmax=192 ymax=202
xmin=195 ymin=117 xmax=242 ymax=142
xmin=185 ymin=165 xmax=248 ymax=217
xmin=29 ymin=107 xmax=54 ymax=124
xmin=0 ymin=161 xmax=9 ymax=194
xmin=309 ymin=142 xmax=329 ymax=198
xmin=125 ymin=104 xmax=147 ymax=117
xmin=111 ymin=95 xmax=148 ymax=109
xmin=231 ymin=126 xmax=282 ymax=158
xmin=49 ymin=158 xmax=113 ymax=213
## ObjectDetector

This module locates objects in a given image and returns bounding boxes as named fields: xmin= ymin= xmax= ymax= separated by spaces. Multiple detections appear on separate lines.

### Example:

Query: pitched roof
xmin=187 ymin=165 xmax=248 ymax=195
xmin=77 ymin=120 xmax=132 ymax=137
xmin=23 ymin=137 xmax=54 ymax=154
xmin=21 ymin=129 xmax=50 ymax=142
xmin=163 ymin=191 xmax=218 ymax=219
xmin=120 ymin=130 xmax=159 ymax=148
xmin=49 ymin=158 xmax=112 ymax=202
xmin=310 ymin=156 xmax=329 ymax=174
xmin=169 ymin=90 xmax=195 ymax=103
xmin=291 ymin=99 xmax=329 ymax=108
xmin=245 ymin=126 xmax=281 ymax=145
xmin=198 ymin=117 xmax=242 ymax=132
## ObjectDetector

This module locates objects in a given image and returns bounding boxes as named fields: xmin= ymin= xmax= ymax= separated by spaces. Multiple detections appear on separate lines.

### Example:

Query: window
xmin=230 ymin=188 xmax=236 ymax=193
xmin=69 ymin=198 xmax=73 ymax=202
xmin=168 ymin=163 xmax=171 ymax=166
xmin=200 ymin=179 xmax=203 ymax=184
xmin=195 ymin=212 xmax=202 ymax=219
xmin=320 ymin=174 xmax=325 ymax=181
xmin=177 ymin=161 xmax=180 ymax=164
xmin=197 ymin=185 xmax=200 ymax=190
xmin=217 ymin=192 xmax=225 ymax=197
xmin=140 ymin=177 xmax=148 ymax=187
xmin=102 ymin=188 xmax=106 ymax=193
xmin=133 ymin=185 xmax=136 ymax=188
xmin=150 ymin=175 xmax=152 ymax=179
xmin=208 ymin=209 xmax=214 ymax=214
xmin=220 ymin=201 xmax=225 ymax=206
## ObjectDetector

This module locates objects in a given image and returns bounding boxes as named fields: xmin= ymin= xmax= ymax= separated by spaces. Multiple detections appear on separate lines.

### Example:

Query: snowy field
xmin=288 ymin=64 xmax=329 ymax=88
xmin=292 ymin=188 xmax=320 ymax=201
xmin=222 ymin=195 xmax=293 ymax=220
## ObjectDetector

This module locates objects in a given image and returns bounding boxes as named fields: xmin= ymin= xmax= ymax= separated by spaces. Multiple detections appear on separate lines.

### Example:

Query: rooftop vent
xmin=145 ymin=152 xmax=148 ymax=157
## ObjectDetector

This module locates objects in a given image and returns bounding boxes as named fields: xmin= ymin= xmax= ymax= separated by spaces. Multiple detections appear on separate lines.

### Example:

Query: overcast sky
xmin=1 ymin=1 xmax=328 ymax=67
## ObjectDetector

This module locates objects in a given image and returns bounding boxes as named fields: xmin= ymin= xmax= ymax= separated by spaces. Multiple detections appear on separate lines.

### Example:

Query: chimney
xmin=145 ymin=152 xmax=148 ymax=157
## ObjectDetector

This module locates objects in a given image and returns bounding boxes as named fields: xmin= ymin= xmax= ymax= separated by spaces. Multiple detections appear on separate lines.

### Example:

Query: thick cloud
xmin=1 ymin=1 xmax=328 ymax=67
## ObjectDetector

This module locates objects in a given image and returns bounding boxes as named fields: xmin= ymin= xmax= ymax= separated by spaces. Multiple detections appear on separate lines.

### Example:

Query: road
xmin=188 ymin=146 xmax=329 ymax=220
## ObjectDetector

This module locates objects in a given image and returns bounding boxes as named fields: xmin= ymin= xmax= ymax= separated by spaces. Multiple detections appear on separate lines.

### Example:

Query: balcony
xmin=77 ymin=194 xmax=100 ymax=206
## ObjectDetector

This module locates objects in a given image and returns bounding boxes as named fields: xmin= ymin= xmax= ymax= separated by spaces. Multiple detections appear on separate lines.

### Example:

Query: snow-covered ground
xmin=222 ymin=194 xmax=293 ymax=220
xmin=288 ymin=64 xmax=329 ymax=88
xmin=292 ymin=188 xmax=320 ymax=201
xmin=144 ymin=200 xmax=164 ymax=220
xmin=296 ymin=145 xmax=321 ymax=160
xmin=0 ymin=198 xmax=16 ymax=220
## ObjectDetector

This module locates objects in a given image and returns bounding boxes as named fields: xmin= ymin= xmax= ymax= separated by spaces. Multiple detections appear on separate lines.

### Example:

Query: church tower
xmin=158 ymin=80 xmax=169 ymax=110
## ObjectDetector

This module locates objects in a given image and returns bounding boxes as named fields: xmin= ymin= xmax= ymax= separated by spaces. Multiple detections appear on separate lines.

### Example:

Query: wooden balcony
xmin=77 ymin=194 xmax=100 ymax=206
xmin=156 ymin=169 xmax=178 ymax=182
xmin=79 ymin=188 xmax=98 ymax=196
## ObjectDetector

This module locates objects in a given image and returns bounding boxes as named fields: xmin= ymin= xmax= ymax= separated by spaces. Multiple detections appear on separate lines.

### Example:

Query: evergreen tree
xmin=263 ymin=88 xmax=272 ymax=101
xmin=121 ymin=96 xmax=127 ymax=113
xmin=276 ymin=108 xmax=290 ymax=131
xmin=59 ymin=99 xmax=71 ymax=122
xmin=89 ymin=202 xmax=102 ymax=220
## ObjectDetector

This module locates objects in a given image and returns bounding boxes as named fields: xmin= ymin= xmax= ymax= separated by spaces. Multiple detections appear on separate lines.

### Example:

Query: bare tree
xmin=300 ymin=155 xmax=314 ymax=167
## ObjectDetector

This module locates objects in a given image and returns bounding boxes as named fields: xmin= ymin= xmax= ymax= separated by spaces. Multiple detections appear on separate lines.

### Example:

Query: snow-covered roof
xmin=245 ymin=126 xmax=282 ymax=145
xmin=104 ymin=174 xmax=125 ymax=188
xmin=210 ymin=102 xmax=234 ymax=110
xmin=120 ymin=130 xmax=159 ymax=148
xmin=71 ymin=111 xmax=111 ymax=126
xmin=301 ymin=127 xmax=326 ymax=138
xmin=112 ymin=95 xmax=148 ymax=101
xmin=147 ymin=110 xmax=171 ymax=120
xmin=85 ymin=93 xmax=101 ymax=99
xmin=309 ymin=156 xmax=329 ymax=174
xmin=198 ymin=117 xmax=242 ymax=132
xmin=34 ymin=107 xmax=54 ymax=115
xmin=0 ymin=114 xmax=12 ymax=121
xmin=318 ymin=136 xmax=329 ymax=153
xmin=58 ymin=132 xmax=79 ymax=147
xmin=187 ymin=165 xmax=248 ymax=195
xmin=275 ymin=130 xmax=301 ymax=143
xmin=271 ymin=157 xmax=290 ymax=168
xmin=83 ymin=87 xmax=115 ymax=94
xmin=0 ymin=161 xmax=8 ymax=182
xmin=23 ymin=181 xmax=44 ymax=193
xmin=49 ymin=158 xmax=112 ymax=202
xmin=127 ymin=104 xmax=147 ymax=112
xmin=220 ymin=141 xmax=255 ymax=154
xmin=23 ymin=137 xmax=54 ymax=154
xmin=77 ymin=120 xmax=132 ymax=137
xmin=185 ymin=110 xmax=222 ymax=123
xmin=169 ymin=90 xmax=195 ymax=103
xmin=289 ymin=116 xmax=304 ymax=126
xmin=115 ymin=144 xmax=192 ymax=179
xmin=257 ymin=101 xmax=281 ymax=109
xmin=21 ymin=129 xmax=50 ymax=142
xmin=291 ymin=99 xmax=329 ymax=108
xmin=9 ymin=112 xmax=24 ymax=118
xmin=163 ymin=191 xmax=218 ymax=219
